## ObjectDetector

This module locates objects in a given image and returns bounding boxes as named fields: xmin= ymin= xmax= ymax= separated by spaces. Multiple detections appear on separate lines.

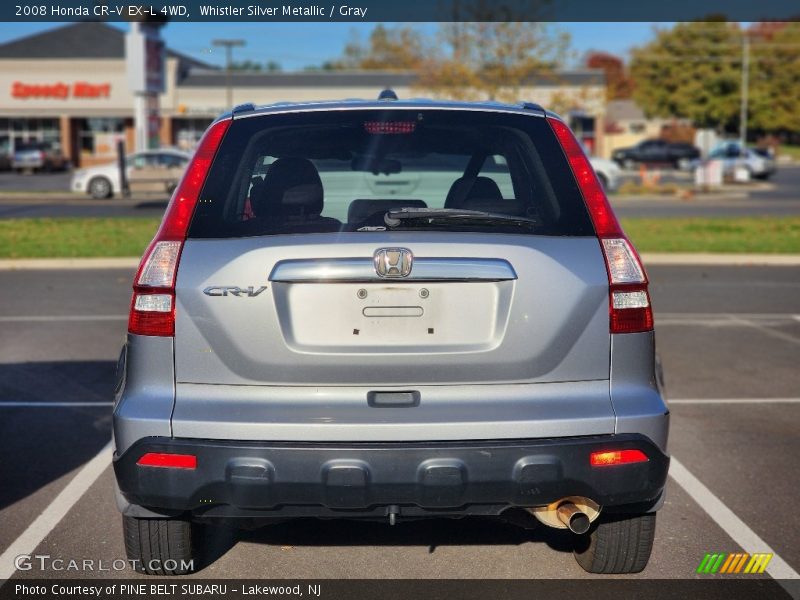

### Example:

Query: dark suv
xmin=612 ymin=138 xmax=700 ymax=170
xmin=113 ymin=95 xmax=669 ymax=576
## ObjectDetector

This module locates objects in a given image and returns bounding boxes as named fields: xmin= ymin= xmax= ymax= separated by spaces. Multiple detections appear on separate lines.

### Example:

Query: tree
xmin=322 ymin=23 xmax=572 ymax=104
xmin=585 ymin=51 xmax=633 ymax=100
xmin=630 ymin=21 xmax=800 ymax=134
xmin=418 ymin=22 xmax=571 ymax=102
xmin=630 ymin=22 xmax=742 ymax=130
xmin=335 ymin=25 xmax=427 ymax=70
xmin=229 ymin=60 xmax=282 ymax=72
xmin=747 ymin=23 xmax=800 ymax=133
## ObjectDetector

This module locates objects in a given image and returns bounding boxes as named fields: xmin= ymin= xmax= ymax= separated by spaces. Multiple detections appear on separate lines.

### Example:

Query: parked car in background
xmin=612 ymin=139 xmax=700 ymax=170
xmin=588 ymin=156 xmax=622 ymax=192
xmin=71 ymin=149 xmax=191 ymax=199
xmin=12 ymin=141 xmax=69 ymax=173
xmin=704 ymin=141 xmax=776 ymax=180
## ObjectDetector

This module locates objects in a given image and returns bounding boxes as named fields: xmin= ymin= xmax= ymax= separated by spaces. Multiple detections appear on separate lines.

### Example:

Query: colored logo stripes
xmin=697 ymin=552 xmax=773 ymax=574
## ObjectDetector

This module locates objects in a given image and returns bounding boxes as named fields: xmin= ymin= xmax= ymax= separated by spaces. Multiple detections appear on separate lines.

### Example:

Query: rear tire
xmin=573 ymin=512 xmax=656 ymax=574
xmin=123 ymin=515 xmax=199 ymax=575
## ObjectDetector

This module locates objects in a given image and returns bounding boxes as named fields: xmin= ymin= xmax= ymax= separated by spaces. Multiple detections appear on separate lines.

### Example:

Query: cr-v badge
xmin=203 ymin=286 xmax=267 ymax=297
xmin=374 ymin=248 xmax=413 ymax=278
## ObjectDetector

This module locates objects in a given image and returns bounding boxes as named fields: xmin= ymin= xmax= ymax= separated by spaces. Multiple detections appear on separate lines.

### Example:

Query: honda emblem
xmin=374 ymin=248 xmax=413 ymax=278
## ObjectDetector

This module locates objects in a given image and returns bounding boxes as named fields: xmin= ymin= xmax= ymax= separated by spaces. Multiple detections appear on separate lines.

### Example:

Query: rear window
xmin=189 ymin=109 xmax=594 ymax=238
xmin=16 ymin=142 xmax=49 ymax=152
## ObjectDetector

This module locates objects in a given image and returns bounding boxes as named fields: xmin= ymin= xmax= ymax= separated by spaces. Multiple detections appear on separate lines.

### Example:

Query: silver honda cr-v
xmin=113 ymin=94 xmax=669 ymax=576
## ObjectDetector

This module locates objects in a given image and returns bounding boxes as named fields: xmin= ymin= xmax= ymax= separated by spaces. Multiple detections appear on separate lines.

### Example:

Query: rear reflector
xmin=548 ymin=117 xmax=653 ymax=335
xmin=590 ymin=449 xmax=648 ymax=467
xmin=137 ymin=452 xmax=197 ymax=469
xmin=128 ymin=118 xmax=231 ymax=337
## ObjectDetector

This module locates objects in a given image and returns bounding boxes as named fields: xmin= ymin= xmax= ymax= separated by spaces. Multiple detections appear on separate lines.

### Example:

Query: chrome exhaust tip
xmin=556 ymin=502 xmax=591 ymax=534
xmin=527 ymin=496 xmax=600 ymax=532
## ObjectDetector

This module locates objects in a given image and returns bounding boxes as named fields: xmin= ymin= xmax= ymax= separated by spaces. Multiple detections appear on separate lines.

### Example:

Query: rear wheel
xmin=123 ymin=515 xmax=199 ymax=575
xmin=573 ymin=512 xmax=656 ymax=574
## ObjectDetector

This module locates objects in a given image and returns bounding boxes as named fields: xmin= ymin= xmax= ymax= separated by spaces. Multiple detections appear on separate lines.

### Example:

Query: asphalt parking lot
xmin=0 ymin=263 xmax=797 ymax=594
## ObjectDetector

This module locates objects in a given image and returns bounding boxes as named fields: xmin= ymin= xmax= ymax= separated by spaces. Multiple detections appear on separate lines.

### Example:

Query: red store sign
xmin=11 ymin=81 xmax=112 ymax=100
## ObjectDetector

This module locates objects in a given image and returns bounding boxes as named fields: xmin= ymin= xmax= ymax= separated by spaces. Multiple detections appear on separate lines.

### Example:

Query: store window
xmin=0 ymin=118 xmax=60 ymax=154
xmin=76 ymin=118 xmax=125 ymax=160
xmin=174 ymin=118 xmax=213 ymax=151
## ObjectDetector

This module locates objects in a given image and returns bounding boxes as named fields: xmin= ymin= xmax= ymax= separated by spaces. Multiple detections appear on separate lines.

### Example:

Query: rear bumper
xmin=114 ymin=434 xmax=669 ymax=518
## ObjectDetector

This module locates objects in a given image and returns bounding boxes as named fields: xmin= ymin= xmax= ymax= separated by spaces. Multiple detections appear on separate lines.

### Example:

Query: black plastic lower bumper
xmin=114 ymin=435 xmax=669 ymax=517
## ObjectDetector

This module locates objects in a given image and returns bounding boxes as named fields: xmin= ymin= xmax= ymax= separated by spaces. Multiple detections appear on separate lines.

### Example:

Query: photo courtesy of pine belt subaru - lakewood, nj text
xmin=112 ymin=92 xmax=670 ymax=576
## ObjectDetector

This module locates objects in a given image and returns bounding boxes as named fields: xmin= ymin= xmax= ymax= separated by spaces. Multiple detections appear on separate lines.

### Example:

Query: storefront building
xmin=0 ymin=23 xmax=607 ymax=167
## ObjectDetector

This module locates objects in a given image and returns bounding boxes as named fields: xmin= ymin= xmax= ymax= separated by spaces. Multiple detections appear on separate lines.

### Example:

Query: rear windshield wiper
xmin=384 ymin=208 xmax=538 ymax=230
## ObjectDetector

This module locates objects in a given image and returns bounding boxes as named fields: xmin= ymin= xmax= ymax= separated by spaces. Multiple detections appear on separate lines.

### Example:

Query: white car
xmin=71 ymin=149 xmax=191 ymax=199
xmin=589 ymin=156 xmax=622 ymax=192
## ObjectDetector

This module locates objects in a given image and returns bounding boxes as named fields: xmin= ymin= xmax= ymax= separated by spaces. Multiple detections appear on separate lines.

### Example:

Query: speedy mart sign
xmin=11 ymin=81 xmax=111 ymax=100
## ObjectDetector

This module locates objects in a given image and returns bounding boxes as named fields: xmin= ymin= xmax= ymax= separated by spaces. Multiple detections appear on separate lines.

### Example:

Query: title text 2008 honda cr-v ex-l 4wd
xmin=113 ymin=94 xmax=669 ymax=576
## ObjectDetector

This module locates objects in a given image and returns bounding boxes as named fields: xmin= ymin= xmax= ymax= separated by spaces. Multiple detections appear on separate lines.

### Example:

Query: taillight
xmin=128 ymin=118 xmax=230 ymax=337
xmin=590 ymin=449 xmax=648 ymax=467
xmin=548 ymin=118 xmax=653 ymax=334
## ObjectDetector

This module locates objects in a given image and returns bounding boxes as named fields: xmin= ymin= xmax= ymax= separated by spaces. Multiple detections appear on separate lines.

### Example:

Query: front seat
xmin=251 ymin=158 xmax=340 ymax=232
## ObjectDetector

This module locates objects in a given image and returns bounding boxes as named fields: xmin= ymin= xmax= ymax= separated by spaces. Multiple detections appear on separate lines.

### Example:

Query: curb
xmin=611 ymin=192 xmax=750 ymax=202
xmin=640 ymin=253 xmax=800 ymax=266
xmin=1 ymin=254 xmax=799 ymax=270
xmin=0 ymin=257 xmax=140 ymax=270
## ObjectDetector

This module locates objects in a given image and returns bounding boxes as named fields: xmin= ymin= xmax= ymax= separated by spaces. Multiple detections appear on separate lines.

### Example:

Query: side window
xmin=159 ymin=153 xmax=185 ymax=168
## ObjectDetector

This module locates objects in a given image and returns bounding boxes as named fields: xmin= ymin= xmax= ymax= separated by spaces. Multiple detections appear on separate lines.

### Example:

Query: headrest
xmin=347 ymin=199 xmax=427 ymax=225
xmin=444 ymin=176 xmax=503 ymax=208
xmin=252 ymin=158 xmax=324 ymax=219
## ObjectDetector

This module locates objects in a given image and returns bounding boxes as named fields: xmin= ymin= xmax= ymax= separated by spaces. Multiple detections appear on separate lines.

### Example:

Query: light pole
xmin=212 ymin=39 xmax=245 ymax=109
xmin=739 ymin=33 xmax=750 ymax=150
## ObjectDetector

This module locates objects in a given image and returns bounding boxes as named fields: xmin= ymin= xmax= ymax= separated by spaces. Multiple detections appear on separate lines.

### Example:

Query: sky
xmin=0 ymin=22 xmax=664 ymax=70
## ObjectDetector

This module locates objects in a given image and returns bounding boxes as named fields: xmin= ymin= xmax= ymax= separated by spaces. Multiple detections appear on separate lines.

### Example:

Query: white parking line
xmin=0 ymin=315 xmax=125 ymax=322
xmin=0 ymin=402 xmax=113 ymax=407
xmin=656 ymin=313 xmax=800 ymax=327
xmin=669 ymin=398 xmax=800 ymax=405
xmin=0 ymin=441 xmax=112 ymax=580
xmin=659 ymin=313 xmax=800 ymax=320
xmin=726 ymin=314 xmax=800 ymax=346
xmin=669 ymin=457 xmax=800 ymax=584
